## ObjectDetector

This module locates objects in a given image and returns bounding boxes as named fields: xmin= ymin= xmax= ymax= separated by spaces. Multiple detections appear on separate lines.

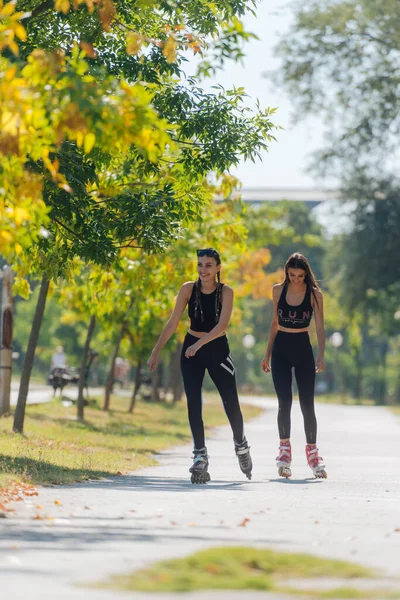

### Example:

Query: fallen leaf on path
xmin=239 ymin=518 xmax=250 ymax=527
xmin=36 ymin=505 xmax=43 ymax=510
xmin=395 ymin=528 xmax=400 ymax=532
xmin=116 ymin=471 xmax=123 ymax=476
xmin=54 ymin=500 xmax=61 ymax=506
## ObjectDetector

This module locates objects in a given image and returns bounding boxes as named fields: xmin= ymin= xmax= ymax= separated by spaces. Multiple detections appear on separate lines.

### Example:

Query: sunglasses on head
xmin=197 ymin=248 xmax=217 ymax=257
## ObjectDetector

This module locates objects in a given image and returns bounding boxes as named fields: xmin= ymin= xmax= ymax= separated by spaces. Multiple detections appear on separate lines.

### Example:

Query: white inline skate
xmin=306 ymin=444 xmax=327 ymax=479
xmin=276 ymin=440 xmax=292 ymax=478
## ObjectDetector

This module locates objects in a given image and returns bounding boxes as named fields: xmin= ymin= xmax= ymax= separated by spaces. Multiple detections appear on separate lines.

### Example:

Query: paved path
xmin=10 ymin=383 xmax=131 ymax=406
xmin=1 ymin=398 xmax=400 ymax=600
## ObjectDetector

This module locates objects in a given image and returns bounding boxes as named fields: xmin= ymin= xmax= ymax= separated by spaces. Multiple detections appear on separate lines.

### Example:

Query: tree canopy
xmin=274 ymin=0 xmax=400 ymax=177
xmin=1 ymin=0 xmax=276 ymax=275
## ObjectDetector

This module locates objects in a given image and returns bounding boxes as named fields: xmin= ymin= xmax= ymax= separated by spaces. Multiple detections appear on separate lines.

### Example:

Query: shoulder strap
xmin=277 ymin=283 xmax=286 ymax=303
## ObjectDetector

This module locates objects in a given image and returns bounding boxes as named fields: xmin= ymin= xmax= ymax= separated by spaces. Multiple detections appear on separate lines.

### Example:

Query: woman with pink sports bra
xmin=261 ymin=253 xmax=327 ymax=479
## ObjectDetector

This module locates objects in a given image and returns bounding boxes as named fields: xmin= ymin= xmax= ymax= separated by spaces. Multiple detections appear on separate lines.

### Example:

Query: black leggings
xmin=181 ymin=334 xmax=244 ymax=450
xmin=271 ymin=331 xmax=317 ymax=444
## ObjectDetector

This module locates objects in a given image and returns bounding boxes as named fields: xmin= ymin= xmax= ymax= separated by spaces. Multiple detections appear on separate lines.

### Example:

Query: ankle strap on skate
xmin=192 ymin=448 xmax=208 ymax=460
xmin=236 ymin=445 xmax=250 ymax=455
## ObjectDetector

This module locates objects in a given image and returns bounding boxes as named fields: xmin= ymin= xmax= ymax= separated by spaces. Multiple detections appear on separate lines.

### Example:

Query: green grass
xmin=98 ymin=546 xmax=376 ymax=594
xmin=0 ymin=395 xmax=262 ymax=492
xmin=315 ymin=394 xmax=376 ymax=406
xmin=282 ymin=586 xmax=400 ymax=599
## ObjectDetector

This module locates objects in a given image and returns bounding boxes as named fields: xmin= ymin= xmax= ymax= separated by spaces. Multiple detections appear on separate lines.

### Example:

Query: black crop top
xmin=188 ymin=283 xmax=223 ymax=333
xmin=277 ymin=283 xmax=313 ymax=330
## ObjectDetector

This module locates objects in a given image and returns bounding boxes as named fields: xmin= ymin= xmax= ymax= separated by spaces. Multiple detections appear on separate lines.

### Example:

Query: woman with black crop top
xmin=261 ymin=253 xmax=327 ymax=479
xmin=147 ymin=248 xmax=252 ymax=484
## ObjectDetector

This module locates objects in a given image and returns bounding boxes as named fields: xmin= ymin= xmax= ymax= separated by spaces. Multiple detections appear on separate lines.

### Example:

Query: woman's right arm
xmin=147 ymin=282 xmax=193 ymax=371
xmin=261 ymin=285 xmax=281 ymax=373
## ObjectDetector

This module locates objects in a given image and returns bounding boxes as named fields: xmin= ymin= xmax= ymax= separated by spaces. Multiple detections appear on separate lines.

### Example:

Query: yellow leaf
xmin=76 ymin=131 xmax=84 ymax=147
xmin=83 ymin=132 xmax=95 ymax=153
xmin=55 ymin=0 xmax=70 ymax=14
xmin=162 ymin=36 xmax=177 ymax=64
xmin=1 ymin=1 xmax=16 ymax=17
xmin=12 ymin=277 xmax=31 ymax=300
xmin=126 ymin=32 xmax=143 ymax=56
xmin=14 ymin=24 xmax=26 ymax=41
xmin=14 ymin=207 xmax=30 ymax=225
xmin=8 ymin=40 xmax=19 ymax=56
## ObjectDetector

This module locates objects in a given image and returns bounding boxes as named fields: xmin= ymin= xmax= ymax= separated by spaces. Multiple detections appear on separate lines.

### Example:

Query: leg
xmin=207 ymin=353 xmax=244 ymax=445
xmin=180 ymin=347 xmax=206 ymax=450
xmin=208 ymin=351 xmax=252 ymax=478
xmin=294 ymin=345 xmax=317 ymax=444
xmin=271 ymin=351 xmax=293 ymax=440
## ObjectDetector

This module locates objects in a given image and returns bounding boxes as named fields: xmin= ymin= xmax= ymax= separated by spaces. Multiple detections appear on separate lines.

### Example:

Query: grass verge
xmin=0 ymin=395 xmax=262 ymax=493
xmin=97 ymin=546 xmax=387 ymax=597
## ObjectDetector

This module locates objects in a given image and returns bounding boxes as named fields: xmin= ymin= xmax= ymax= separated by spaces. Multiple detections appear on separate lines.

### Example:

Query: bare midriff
xmin=277 ymin=325 xmax=310 ymax=334
xmin=188 ymin=329 xmax=226 ymax=339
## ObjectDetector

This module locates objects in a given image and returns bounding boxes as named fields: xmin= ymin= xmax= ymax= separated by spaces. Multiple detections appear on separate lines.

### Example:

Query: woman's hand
xmin=147 ymin=351 xmax=159 ymax=371
xmin=261 ymin=355 xmax=271 ymax=373
xmin=185 ymin=341 xmax=202 ymax=358
xmin=315 ymin=354 xmax=325 ymax=373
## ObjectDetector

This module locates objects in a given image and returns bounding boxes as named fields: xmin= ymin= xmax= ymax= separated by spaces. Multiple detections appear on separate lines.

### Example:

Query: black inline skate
xmin=235 ymin=437 xmax=252 ymax=480
xmin=189 ymin=447 xmax=211 ymax=484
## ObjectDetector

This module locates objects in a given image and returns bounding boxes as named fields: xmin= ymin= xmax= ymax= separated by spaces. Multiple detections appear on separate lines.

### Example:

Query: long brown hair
xmin=283 ymin=252 xmax=321 ymax=306
xmin=194 ymin=248 xmax=222 ymax=323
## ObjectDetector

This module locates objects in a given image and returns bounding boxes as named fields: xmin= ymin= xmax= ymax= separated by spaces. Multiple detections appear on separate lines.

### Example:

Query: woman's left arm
xmin=313 ymin=290 xmax=326 ymax=373
xmin=184 ymin=286 xmax=233 ymax=358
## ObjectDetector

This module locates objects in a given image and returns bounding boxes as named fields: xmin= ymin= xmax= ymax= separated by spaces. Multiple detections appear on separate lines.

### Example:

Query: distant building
xmin=217 ymin=187 xmax=339 ymax=209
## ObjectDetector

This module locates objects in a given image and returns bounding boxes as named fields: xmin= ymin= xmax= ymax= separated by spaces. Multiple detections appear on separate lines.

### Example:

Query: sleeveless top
xmin=188 ymin=283 xmax=223 ymax=333
xmin=277 ymin=283 xmax=313 ymax=330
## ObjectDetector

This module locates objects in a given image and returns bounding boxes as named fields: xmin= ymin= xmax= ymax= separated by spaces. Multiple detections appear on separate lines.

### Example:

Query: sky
xmin=191 ymin=0 xmax=331 ymax=190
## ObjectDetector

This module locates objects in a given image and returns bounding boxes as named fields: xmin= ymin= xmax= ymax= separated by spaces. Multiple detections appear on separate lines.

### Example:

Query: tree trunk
xmin=128 ymin=358 xmax=142 ymax=413
xmin=103 ymin=322 xmax=127 ymax=411
xmin=167 ymin=343 xmax=183 ymax=403
xmin=13 ymin=275 xmax=49 ymax=433
xmin=77 ymin=315 xmax=96 ymax=420
xmin=151 ymin=364 xmax=161 ymax=403
xmin=377 ymin=341 xmax=388 ymax=406
xmin=0 ymin=267 xmax=14 ymax=416
xmin=353 ymin=348 xmax=362 ymax=400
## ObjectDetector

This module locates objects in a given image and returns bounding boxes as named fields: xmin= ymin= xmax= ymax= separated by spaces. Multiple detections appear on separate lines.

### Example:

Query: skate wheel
xmin=190 ymin=472 xmax=210 ymax=484
xmin=278 ymin=466 xmax=291 ymax=478
xmin=314 ymin=470 xmax=327 ymax=479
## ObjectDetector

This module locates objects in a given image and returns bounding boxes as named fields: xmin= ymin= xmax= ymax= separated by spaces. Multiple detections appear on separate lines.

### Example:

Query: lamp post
xmin=330 ymin=331 xmax=344 ymax=402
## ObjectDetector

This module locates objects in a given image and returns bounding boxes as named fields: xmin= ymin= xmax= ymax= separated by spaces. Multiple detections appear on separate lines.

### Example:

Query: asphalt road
xmin=1 ymin=397 xmax=400 ymax=600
